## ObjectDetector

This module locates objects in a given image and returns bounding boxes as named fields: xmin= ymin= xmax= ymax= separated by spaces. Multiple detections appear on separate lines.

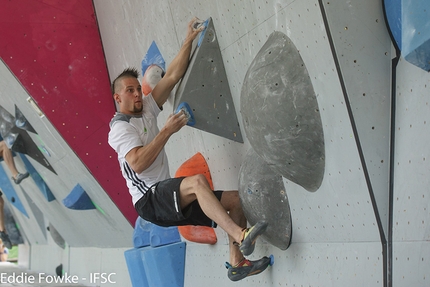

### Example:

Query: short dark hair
xmin=111 ymin=67 xmax=139 ymax=95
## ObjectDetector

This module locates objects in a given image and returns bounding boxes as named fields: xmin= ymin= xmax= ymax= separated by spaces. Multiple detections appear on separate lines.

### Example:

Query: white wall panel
xmin=392 ymin=58 xmax=430 ymax=287
xmin=185 ymin=242 xmax=384 ymax=287
xmin=93 ymin=0 xmax=386 ymax=286
xmin=68 ymin=247 xmax=132 ymax=287
xmin=393 ymin=242 xmax=430 ymax=286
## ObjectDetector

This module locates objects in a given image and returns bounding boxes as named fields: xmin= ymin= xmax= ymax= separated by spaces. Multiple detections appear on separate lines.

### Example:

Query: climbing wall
xmin=0 ymin=0 xmax=428 ymax=286
xmin=95 ymin=0 xmax=390 ymax=286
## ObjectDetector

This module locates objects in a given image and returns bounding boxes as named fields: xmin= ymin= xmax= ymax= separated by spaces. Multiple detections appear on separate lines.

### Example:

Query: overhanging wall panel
xmin=0 ymin=0 xmax=137 ymax=224
xmin=0 ymin=61 xmax=133 ymax=247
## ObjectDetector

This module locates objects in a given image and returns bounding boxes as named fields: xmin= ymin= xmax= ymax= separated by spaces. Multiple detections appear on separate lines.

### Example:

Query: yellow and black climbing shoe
xmin=237 ymin=221 xmax=268 ymax=256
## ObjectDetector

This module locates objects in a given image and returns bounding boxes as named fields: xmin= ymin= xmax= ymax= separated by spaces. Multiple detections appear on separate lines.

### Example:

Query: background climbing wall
xmin=0 ymin=0 xmax=428 ymax=286
xmin=0 ymin=0 xmax=138 ymax=225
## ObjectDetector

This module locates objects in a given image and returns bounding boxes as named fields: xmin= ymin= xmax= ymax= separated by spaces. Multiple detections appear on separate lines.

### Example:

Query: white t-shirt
xmin=108 ymin=94 xmax=170 ymax=205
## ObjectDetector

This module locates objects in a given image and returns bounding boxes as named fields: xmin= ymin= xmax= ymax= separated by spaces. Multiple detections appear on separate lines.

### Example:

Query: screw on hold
xmin=40 ymin=146 xmax=51 ymax=157
xmin=180 ymin=107 xmax=191 ymax=121
xmin=175 ymin=102 xmax=195 ymax=126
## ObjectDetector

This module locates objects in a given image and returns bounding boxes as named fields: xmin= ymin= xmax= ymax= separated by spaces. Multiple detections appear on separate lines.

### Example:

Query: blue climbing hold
xmin=62 ymin=184 xmax=95 ymax=210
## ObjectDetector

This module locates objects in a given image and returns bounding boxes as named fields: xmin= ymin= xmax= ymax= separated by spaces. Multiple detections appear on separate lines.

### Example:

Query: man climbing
xmin=108 ymin=18 xmax=270 ymax=281
xmin=0 ymin=136 xmax=29 ymax=184
xmin=0 ymin=134 xmax=29 ymax=249
xmin=0 ymin=191 xmax=12 ymax=249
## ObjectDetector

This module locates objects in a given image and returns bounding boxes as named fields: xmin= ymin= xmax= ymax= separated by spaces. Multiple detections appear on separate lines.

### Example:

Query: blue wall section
xmin=0 ymin=162 xmax=28 ymax=217
xmin=62 ymin=184 xmax=95 ymax=210
xmin=19 ymin=154 xmax=55 ymax=202
xmin=384 ymin=0 xmax=402 ymax=50
xmin=133 ymin=216 xmax=181 ymax=248
xmin=384 ymin=0 xmax=430 ymax=70
xmin=125 ymin=242 xmax=186 ymax=287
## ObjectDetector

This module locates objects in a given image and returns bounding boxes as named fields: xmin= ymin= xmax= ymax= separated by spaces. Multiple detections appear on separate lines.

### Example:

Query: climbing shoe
xmin=225 ymin=256 xmax=272 ymax=281
xmin=0 ymin=231 xmax=12 ymax=249
xmin=13 ymin=172 xmax=29 ymax=184
xmin=237 ymin=221 xmax=268 ymax=256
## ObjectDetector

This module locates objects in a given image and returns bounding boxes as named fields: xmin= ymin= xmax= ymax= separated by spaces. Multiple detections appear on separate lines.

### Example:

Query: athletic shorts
xmin=134 ymin=177 xmax=223 ymax=228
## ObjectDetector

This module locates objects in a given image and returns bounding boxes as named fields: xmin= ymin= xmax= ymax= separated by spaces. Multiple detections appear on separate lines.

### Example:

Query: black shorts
xmin=134 ymin=177 xmax=223 ymax=228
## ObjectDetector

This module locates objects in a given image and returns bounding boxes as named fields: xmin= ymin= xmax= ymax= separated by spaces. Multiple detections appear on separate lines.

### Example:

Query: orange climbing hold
xmin=175 ymin=152 xmax=217 ymax=245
